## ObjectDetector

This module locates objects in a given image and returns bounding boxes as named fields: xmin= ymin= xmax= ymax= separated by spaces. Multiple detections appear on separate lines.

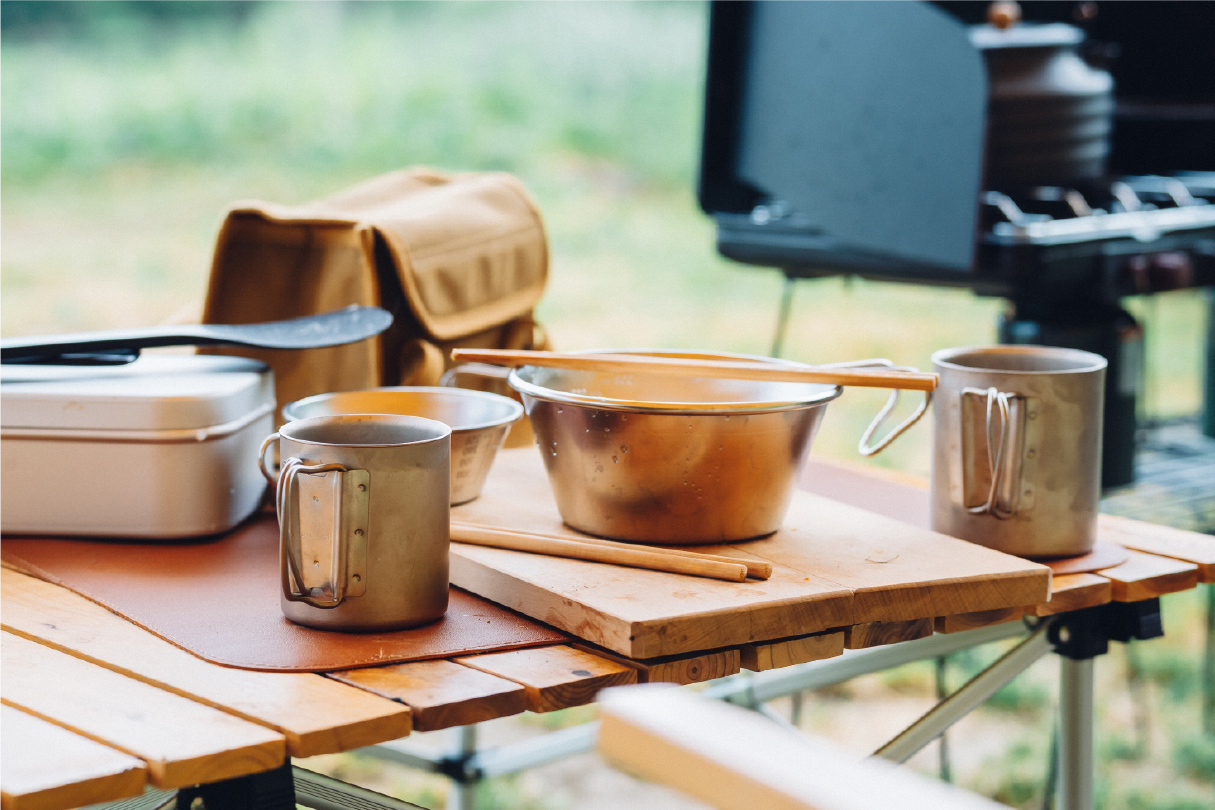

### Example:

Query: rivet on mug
xmin=1027 ymin=448 xmax=1037 ymax=458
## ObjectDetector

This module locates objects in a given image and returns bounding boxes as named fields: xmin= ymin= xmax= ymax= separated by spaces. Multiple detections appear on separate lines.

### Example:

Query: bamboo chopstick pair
xmin=449 ymin=348 xmax=939 ymax=391
xmin=450 ymin=522 xmax=773 ymax=582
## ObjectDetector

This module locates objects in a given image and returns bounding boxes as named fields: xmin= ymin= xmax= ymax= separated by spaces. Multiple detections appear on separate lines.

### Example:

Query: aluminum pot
xmin=930 ymin=345 xmax=1107 ymax=558
xmin=508 ymin=351 xmax=842 ymax=544
xmin=282 ymin=387 xmax=522 ymax=505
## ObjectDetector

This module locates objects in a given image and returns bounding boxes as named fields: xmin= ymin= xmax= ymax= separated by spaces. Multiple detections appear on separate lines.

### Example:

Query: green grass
xmin=2 ymin=2 xmax=703 ymax=187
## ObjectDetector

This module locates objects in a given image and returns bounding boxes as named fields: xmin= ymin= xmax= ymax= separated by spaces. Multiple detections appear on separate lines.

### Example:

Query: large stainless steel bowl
xmin=282 ymin=387 xmax=522 ymax=505
xmin=508 ymin=351 xmax=841 ymax=543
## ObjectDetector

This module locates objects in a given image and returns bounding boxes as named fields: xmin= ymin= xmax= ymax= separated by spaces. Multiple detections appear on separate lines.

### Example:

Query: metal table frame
xmin=83 ymin=594 xmax=1177 ymax=810
xmin=354 ymin=597 xmax=1165 ymax=810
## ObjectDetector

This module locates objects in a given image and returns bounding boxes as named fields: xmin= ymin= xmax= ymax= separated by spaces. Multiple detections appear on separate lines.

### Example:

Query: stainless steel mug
xmin=259 ymin=414 xmax=451 ymax=631
xmin=930 ymin=345 xmax=1107 ymax=558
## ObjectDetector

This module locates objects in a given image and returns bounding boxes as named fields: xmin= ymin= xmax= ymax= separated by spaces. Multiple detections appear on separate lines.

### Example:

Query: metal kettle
xmin=971 ymin=22 xmax=1114 ymax=188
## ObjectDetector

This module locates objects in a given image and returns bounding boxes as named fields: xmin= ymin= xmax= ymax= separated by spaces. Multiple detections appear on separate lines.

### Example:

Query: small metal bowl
xmin=508 ymin=351 xmax=842 ymax=544
xmin=282 ymin=387 xmax=523 ymax=505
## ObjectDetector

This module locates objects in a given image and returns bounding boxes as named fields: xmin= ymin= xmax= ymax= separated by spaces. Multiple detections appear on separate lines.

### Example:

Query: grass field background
xmin=2 ymin=3 xmax=1211 ymax=808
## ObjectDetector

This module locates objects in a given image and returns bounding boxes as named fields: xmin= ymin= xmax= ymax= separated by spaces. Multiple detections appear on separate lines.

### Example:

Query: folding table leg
xmin=447 ymin=724 xmax=480 ymax=810
xmin=175 ymin=760 xmax=294 ymax=810
xmin=1048 ymin=598 xmax=1164 ymax=810
xmin=874 ymin=619 xmax=1054 ymax=763
xmin=1058 ymin=656 xmax=1095 ymax=810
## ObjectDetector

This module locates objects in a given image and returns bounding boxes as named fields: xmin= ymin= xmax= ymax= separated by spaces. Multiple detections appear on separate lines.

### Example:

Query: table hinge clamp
xmin=1048 ymin=598 xmax=1164 ymax=660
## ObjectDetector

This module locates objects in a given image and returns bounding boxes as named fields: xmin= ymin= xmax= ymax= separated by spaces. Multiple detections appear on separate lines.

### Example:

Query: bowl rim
xmin=281 ymin=386 xmax=524 ymax=432
xmin=507 ymin=349 xmax=842 ymax=414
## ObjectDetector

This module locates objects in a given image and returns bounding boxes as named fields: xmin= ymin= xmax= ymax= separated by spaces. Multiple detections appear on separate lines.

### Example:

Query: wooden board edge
xmin=849 ymin=565 xmax=1051 ymax=626
xmin=625 ymin=590 xmax=855 ymax=660
xmin=449 ymin=551 xmax=635 ymax=654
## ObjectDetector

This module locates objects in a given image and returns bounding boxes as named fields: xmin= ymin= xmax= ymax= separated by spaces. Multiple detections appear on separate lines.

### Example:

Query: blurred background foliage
xmin=2 ymin=0 xmax=1206 ymax=468
xmin=1 ymin=3 xmax=1210 ymax=809
xmin=2 ymin=1 xmax=700 ymax=186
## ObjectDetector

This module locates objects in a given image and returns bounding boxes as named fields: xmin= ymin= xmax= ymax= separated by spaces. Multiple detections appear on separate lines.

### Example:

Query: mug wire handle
xmin=824 ymin=359 xmax=932 ymax=457
xmin=963 ymin=386 xmax=1016 ymax=519
xmin=278 ymin=456 xmax=351 ymax=609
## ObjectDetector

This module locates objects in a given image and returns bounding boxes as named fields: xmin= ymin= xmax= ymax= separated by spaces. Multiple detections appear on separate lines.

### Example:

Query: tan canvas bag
xmin=201 ymin=168 xmax=549 ymax=418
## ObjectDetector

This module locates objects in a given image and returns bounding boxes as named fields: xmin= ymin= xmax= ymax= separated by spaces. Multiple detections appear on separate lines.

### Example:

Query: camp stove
xmin=698 ymin=1 xmax=1215 ymax=487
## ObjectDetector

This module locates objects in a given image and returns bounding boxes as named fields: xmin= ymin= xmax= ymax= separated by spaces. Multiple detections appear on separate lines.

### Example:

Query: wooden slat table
xmin=3 ymin=457 xmax=1211 ymax=810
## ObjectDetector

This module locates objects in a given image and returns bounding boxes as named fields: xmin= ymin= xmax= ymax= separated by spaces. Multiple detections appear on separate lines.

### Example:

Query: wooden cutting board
xmin=451 ymin=449 xmax=1051 ymax=659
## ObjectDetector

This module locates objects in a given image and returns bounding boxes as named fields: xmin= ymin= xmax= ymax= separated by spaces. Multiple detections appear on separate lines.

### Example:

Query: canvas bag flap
xmin=202 ymin=168 xmax=548 ymax=411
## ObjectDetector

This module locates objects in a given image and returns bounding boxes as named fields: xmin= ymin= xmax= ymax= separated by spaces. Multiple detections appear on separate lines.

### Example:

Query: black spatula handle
xmin=1 ymin=306 xmax=393 ymax=364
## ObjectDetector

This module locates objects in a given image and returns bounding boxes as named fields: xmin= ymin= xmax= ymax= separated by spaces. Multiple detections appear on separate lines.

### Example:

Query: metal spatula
xmin=0 ymin=305 xmax=394 ymax=364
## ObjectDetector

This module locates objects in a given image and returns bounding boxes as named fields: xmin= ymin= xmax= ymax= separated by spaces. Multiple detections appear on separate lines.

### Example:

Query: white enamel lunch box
xmin=1 ymin=354 xmax=274 ymax=539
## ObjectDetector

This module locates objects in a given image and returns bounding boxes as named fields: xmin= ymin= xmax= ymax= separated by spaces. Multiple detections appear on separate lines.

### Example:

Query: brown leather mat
xmin=1 ymin=517 xmax=567 ymax=672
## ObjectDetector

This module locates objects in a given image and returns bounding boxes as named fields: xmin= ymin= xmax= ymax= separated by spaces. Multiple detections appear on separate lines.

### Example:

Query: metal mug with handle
xmin=259 ymin=414 xmax=451 ymax=631
xmin=930 ymin=345 xmax=1107 ymax=559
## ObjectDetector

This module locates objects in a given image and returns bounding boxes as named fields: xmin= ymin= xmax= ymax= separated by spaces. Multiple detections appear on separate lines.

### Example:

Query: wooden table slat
xmin=935 ymin=607 xmax=1026 ymax=634
xmin=0 ymin=705 xmax=147 ymax=810
xmin=1025 ymin=573 xmax=1113 ymax=617
xmin=572 ymin=644 xmax=743 ymax=684
xmin=739 ymin=631 xmax=844 ymax=672
xmin=1 ymin=632 xmax=285 ymax=790
xmin=844 ymin=618 xmax=935 ymax=649
xmin=0 ymin=569 xmax=411 ymax=757
xmin=454 ymin=646 xmax=638 ymax=712
xmin=1096 ymin=549 xmax=1201 ymax=602
xmin=1097 ymin=514 xmax=1215 ymax=582
xmin=329 ymin=660 xmax=529 ymax=732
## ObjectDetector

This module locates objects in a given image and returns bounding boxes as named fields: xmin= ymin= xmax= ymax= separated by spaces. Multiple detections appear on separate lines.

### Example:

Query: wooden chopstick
xmin=450 ymin=349 xmax=938 ymax=392
xmin=452 ymin=521 xmax=773 ymax=580
xmin=450 ymin=524 xmax=750 ymax=582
